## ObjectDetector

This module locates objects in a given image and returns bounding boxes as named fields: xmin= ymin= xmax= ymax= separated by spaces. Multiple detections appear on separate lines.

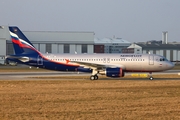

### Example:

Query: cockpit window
xmin=160 ymin=58 xmax=168 ymax=61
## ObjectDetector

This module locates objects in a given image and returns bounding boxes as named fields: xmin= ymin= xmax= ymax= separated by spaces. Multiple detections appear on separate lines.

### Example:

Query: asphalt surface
xmin=0 ymin=70 xmax=179 ymax=80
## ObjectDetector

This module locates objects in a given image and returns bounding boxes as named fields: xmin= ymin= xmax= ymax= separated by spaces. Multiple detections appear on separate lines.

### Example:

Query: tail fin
xmin=9 ymin=26 xmax=38 ymax=55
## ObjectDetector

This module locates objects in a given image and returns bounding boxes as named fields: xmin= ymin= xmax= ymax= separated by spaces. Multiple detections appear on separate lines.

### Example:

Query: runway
xmin=0 ymin=71 xmax=90 ymax=80
xmin=0 ymin=70 xmax=179 ymax=80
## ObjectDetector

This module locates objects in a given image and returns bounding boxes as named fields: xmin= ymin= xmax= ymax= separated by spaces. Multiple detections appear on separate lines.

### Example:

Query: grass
xmin=0 ymin=65 xmax=179 ymax=119
xmin=0 ymin=80 xmax=180 ymax=120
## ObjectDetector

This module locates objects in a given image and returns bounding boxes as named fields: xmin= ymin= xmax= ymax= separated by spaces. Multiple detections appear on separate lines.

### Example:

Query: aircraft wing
xmin=71 ymin=61 xmax=121 ymax=70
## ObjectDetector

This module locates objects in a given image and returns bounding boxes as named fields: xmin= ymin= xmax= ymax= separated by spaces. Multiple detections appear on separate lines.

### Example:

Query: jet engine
xmin=99 ymin=68 xmax=125 ymax=78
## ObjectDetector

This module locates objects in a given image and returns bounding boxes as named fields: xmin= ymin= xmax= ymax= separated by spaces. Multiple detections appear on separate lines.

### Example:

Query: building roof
xmin=23 ymin=31 xmax=95 ymax=44
xmin=128 ymin=44 xmax=142 ymax=49
xmin=94 ymin=38 xmax=131 ymax=44
xmin=137 ymin=43 xmax=180 ymax=50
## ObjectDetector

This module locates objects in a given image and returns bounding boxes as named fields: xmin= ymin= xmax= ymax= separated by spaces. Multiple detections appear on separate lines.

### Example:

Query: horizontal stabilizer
xmin=7 ymin=55 xmax=30 ymax=62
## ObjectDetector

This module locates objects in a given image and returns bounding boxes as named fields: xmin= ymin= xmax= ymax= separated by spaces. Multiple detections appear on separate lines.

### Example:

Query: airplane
xmin=6 ymin=26 xmax=174 ymax=80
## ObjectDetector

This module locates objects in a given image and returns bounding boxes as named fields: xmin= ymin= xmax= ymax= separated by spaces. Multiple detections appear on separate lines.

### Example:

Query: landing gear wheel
xmin=149 ymin=76 xmax=154 ymax=80
xmin=149 ymin=72 xmax=153 ymax=80
xmin=90 ymin=75 xmax=98 ymax=80
xmin=94 ymin=75 xmax=98 ymax=80
xmin=90 ymin=75 xmax=95 ymax=80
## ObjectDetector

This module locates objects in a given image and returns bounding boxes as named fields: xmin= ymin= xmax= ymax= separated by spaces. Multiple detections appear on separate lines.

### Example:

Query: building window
xmin=46 ymin=44 xmax=52 ymax=53
xmin=82 ymin=44 xmax=87 ymax=53
xmin=64 ymin=44 xmax=70 ymax=53
xmin=7 ymin=43 xmax=14 ymax=55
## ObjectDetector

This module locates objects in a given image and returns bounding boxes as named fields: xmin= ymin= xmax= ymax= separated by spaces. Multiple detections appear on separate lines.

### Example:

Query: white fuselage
xmin=43 ymin=53 xmax=174 ymax=72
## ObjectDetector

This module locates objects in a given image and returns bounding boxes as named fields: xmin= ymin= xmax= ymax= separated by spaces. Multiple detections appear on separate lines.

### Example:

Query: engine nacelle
xmin=99 ymin=68 xmax=125 ymax=78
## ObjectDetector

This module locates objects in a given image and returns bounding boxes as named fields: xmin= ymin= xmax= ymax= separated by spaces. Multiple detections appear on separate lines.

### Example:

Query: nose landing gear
xmin=149 ymin=76 xmax=154 ymax=80
xmin=149 ymin=72 xmax=154 ymax=80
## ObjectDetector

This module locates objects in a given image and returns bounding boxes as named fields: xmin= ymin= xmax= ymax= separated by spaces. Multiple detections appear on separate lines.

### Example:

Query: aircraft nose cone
xmin=168 ymin=62 xmax=174 ymax=69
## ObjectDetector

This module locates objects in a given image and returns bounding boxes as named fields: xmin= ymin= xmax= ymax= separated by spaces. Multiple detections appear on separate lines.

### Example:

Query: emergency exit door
xmin=149 ymin=55 xmax=154 ymax=65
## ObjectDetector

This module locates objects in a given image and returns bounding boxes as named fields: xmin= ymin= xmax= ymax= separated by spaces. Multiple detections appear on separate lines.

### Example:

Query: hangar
xmin=1 ymin=25 xmax=179 ymax=64
xmin=7 ymin=29 xmax=95 ymax=55
xmin=0 ymin=26 xmax=130 ymax=64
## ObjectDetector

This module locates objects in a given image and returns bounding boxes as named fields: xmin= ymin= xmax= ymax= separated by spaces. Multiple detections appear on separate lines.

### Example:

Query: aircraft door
xmin=107 ymin=58 xmax=110 ymax=63
xmin=37 ymin=55 xmax=43 ymax=65
xmin=103 ymin=58 xmax=110 ymax=63
xmin=149 ymin=55 xmax=154 ymax=65
xmin=103 ymin=58 xmax=106 ymax=63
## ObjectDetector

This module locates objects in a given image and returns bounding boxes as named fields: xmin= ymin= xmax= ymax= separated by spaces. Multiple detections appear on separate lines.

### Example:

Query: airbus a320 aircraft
xmin=6 ymin=26 xmax=174 ymax=80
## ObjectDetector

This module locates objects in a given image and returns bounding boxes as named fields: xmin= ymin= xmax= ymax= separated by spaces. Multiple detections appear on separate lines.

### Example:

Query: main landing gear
xmin=90 ymin=74 xmax=98 ymax=80
xmin=90 ymin=69 xmax=99 ymax=80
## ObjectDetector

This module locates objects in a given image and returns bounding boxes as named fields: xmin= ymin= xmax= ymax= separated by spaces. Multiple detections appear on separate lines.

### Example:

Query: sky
xmin=1 ymin=0 xmax=180 ymax=42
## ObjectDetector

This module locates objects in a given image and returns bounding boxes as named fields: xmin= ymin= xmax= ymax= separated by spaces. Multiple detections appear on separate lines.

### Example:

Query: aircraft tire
xmin=90 ymin=75 xmax=98 ymax=80
xmin=94 ymin=75 xmax=98 ymax=80
xmin=149 ymin=77 xmax=154 ymax=80
xmin=90 ymin=75 xmax=95 ymax=80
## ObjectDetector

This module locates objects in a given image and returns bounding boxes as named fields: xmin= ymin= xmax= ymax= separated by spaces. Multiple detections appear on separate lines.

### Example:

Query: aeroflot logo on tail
xmin=10 ymin=32 xmax=33 ymax=48
xmin=120 ymin=55 xmax=142 ymax=57
xmin=14 ymin=28 xmax=17 ymax=32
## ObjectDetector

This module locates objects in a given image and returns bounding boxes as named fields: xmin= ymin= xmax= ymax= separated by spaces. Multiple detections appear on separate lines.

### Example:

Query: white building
xmin=123 ymin=43 xmax=180 ymax=62
xmin=0 ymin=26 xmax=10 ymax=64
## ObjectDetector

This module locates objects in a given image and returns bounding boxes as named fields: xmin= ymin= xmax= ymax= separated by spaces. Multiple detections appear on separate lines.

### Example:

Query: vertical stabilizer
xmin=9 ymin=26 xmax=38 ymax=55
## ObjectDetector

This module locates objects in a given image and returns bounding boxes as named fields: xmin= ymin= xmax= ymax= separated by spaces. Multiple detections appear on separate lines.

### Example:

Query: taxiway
xmin=0 ymin=70 xmax=179 ymax=80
